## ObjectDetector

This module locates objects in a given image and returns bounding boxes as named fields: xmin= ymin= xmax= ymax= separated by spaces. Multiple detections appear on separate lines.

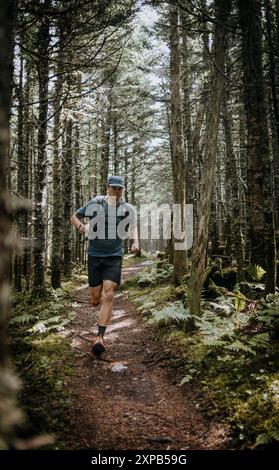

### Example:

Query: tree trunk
xmin=238 ymin=0 xmax=276 ymax=294
xmin=0 ymin=0 xmax=22 ymax=447
xmin=74 ymin=123 xmax=82 ymax=263
xmin=15 ymin=41 xmax=24 ymax=292
xmin=23 ymin=54 xmax=33 ymax=290
xmin=180 ymin=8 xmax=193 ymax=206
xmin=100 ymin=99 xmax=112 ymax=194
xmin=222 ymin=77 xmax=245 ymax=282
xmin=62 ymin=117 xmax=73 ymax=278
xmin=265 ymin=0 xmax=279 ymax=245
xmin=169 ymin=4 xmax=187 ymax=285
xmin=33 ymin=0 xmax=51 ymax=295
xmin=188 ymin=0 xmax=232 ymax=316
xmin=51 ymin=33 xmax=63 ymax=289
xmin=113 ymin=111 xmax=119 ymax=174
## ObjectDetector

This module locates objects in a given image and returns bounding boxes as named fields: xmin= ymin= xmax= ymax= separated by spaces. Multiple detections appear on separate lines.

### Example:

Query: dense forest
xmin=0 ymin=0 xmax=279 ymax=453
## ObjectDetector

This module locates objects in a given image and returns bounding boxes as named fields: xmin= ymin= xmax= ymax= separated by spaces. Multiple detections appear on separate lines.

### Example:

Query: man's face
xmin=108 ymin=185 xmax=123 ymax=200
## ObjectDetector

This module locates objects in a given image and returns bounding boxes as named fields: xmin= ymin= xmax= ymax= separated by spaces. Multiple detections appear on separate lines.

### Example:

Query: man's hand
xmin=78 ymin=223 xmax=86 ymax=235
xmin=130 ymin=242 xmax=139 ymax=254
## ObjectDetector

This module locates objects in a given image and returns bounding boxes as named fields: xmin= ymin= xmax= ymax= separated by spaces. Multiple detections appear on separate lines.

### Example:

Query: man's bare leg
xmin=98 ymin=279 xmax=117 ymax=326
xmin=92 ymin=279 xmax=117 ymax=353
xmin=90 ymin=284 xmax=103 ymax=306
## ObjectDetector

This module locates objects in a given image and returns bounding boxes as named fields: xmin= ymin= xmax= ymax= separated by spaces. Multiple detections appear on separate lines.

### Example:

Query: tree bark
xmin=188 ymin=0 xmax=232 ymax=316
xmin=51 ymin=30 xmax=64 ymax=289
xmin=180 ymin=7 xmax=193 ymax=206
xmin=100 ymin=98 xmax=112 ymax=194
xmin=62 ymin=116 xmax=73 ymax=278
xmin=238 ymin=0 xmax=276 ymax=294
xmin=33 ymin=0 xmax=51 ymax=294
xmin=169 ymin=4 xmax=187 ymax=285
xmin=222 ymin=76 xmax=245 ymax=282
xmin=0 ymin=0 xmax=22 ymax=447
xmin=74 ymin=123 xmax=82 ymax=263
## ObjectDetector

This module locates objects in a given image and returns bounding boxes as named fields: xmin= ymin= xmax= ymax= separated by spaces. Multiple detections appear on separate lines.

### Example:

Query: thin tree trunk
xmin=113 ymin=111 xmax=119 ymax=174
xmin=15 ymin=42 xmax=24 ymax=292
xmin=100 ymin=99 xmax=112 ymax=194
xmin=188 ymin=0 xmax=232 ymax=316
xmin=238 ymin=0 xmax=276 ymax=294
xmin=181 ymin=8 xmax=193 ymax=206
xmin=0 ymin=0 xmax=22 ymax=447
xmin=74 ymin=123 xmax=82 ymax=263
xmin=33 ymin=0 xmax=51 ymax=294
xmin=62 ymin=116 xmax=73 ymax=278
xmin=23 ymin=56 xmax=32 ymax=290
xmin=169 ymin=4 xmax=187 ymax=285
xmin=222 ymin=78 xmax=245 ymax=281
xmin=50 ymin=39 xmax=63 ymax=289
xmin=265 ymin=0 xmax=279 ymax=243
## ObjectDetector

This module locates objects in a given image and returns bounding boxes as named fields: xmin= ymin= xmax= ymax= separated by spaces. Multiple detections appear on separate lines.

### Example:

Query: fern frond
xmin=148 ymin=302 xmax=191 ymax=326
xmin=225 ymin=339 xmax=255 ymax=355
xmin=248 ymin=333 xmax=270 ymax=350
xmin=248 ymin=264 xmax=266 ymax=281
xmin=10 ymin=313 xmax=39 ymax=325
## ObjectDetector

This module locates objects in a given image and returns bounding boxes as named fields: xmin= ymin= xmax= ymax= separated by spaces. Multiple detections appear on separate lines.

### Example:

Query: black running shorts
xmin=88 ymin=255 xmax=122 ymax=287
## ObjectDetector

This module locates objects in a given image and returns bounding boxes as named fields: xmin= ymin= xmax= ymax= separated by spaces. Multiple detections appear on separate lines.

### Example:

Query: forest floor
xmin=64 ymin=259 xmax=231 ymax=450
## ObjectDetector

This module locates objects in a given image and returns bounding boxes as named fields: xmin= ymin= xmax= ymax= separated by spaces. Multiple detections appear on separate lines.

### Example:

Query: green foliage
xmin=27 ymin=313 xmax=75 ymax=334
xmin=136 ymin=265 xmax=174 ymax=287
xmin=147 ymin=302 xmax=191 ymax=326
xmin=10 ymin=313 xmax=39 ymax=325
xmin=247 ymin=264 xmax=266 ymax=281
xmin=124 ymin=261 xmax=279 ymax=449
xmin=193 ymin=291 xmax=277 ymax=358
xmin=10 ymin=285 xmax=75 ymax=337
xmin=137 ymin=272 xmax=157 ymax=287
xmin=13 ymin=333 xmax=75 ymax=449
xmin=255 ymin=294 xmax=279 ymax=323
xmin=179 ymin=375 xmax=193 ymax=386
xmin=231 ymin=375 xmax=279 ymax=448
xmin=137 ymin=301 xmax=157 ymax=315
xmin=9 ymin=281 xmax=76 ymax=448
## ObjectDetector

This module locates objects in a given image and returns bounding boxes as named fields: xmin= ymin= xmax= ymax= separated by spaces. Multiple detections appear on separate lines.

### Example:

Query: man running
xmin=71 ymin=175 xmax=138 ymax=356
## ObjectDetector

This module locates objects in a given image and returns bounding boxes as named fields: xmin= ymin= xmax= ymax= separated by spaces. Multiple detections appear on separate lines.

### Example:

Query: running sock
xmin=98 ymin=325 xmax=107 ymax=339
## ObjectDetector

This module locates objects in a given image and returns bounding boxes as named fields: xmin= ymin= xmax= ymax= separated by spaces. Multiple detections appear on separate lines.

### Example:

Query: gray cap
xmin=107 ymin=175 xmax=125 ymax=188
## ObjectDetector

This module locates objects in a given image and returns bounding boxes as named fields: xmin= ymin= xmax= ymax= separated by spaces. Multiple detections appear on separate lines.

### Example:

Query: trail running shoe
xmin=92 ymin=337 xmax=106 ymax=356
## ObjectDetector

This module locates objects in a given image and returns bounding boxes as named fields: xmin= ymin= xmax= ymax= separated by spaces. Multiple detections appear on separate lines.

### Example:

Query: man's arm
xmin=70 ymin=212 xmax=87 ymax=235
xmin=126 ymin=203 xmax=139 ymax=253
xmin=128 ymin=223 xmax=139 ymax=253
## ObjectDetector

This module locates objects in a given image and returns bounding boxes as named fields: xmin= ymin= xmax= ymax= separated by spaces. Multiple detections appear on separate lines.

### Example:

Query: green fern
xmin=248 ymin=264 xmax=266 ymax=281
xmin=137 ymin=301 xmax=157 ymax=314
xmin=225 ymin=339 xmax=255 ymax=355
xmin=202 ymin=337 xmax=227 ymax=348
xmin=248 ymin=333 xmax=270 ymax=350
xmin=208 ymin=300 xmax=234 ymax=315
xmin=179 ymin=374 xmax=193 ymax=386
xmin=148 ymin=302 xmax=191 ymax=326
xmin=27 ymin=314 xmax=74 ymax=334
xmin=255 ymin=430 xmax=279 ymax=447
xmin=255 ymin=433 xmax=273 ymax=447
xmin=233 ymin=291 xmax=248 ymax=312
xmin=10 ymin=313 xmax=39 ymax=325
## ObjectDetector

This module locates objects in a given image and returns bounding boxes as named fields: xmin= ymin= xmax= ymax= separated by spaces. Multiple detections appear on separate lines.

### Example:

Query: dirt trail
xmin=66 ymin=261 xmax=230 ymax=450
